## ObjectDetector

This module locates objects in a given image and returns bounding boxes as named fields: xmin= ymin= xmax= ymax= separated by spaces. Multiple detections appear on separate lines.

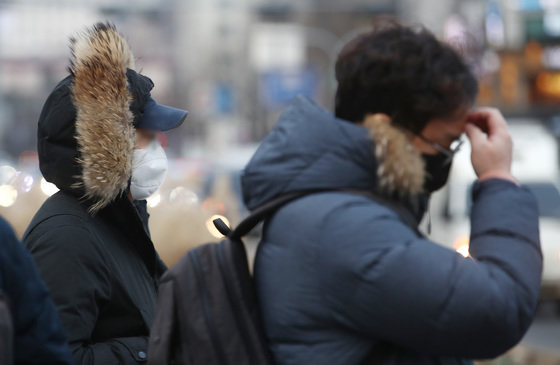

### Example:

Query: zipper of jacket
xmin=216 ymin=242 xmax=259 ymax=364
xmin=188 ymin=251 xmax=229 ymax=365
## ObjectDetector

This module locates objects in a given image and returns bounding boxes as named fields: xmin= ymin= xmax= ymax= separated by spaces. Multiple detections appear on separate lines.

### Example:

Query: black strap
xmin=228 ymin=189 xmax=420 ymax=240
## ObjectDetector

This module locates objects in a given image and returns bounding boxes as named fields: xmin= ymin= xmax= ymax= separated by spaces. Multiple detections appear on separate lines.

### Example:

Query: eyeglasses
xmin=418 ymin=134 xmax=465 ymax=162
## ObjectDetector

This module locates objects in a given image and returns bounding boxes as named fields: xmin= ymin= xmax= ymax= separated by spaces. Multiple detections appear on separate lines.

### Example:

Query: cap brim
xmin=137 ymin=97 xmax=188 ymax=132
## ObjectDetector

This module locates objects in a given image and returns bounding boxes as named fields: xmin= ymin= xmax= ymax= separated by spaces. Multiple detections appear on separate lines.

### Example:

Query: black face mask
xmin=422 ymin=153 xmax=452 ymax=193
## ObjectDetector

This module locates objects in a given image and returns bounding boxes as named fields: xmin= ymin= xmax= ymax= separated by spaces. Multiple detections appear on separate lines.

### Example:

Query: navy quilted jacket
xmin=242 ymin=96 xmax=543 ymax=364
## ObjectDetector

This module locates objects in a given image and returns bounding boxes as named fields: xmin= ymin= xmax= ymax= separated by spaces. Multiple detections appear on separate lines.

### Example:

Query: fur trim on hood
xmin=69 ymin=23 xmax=136 ymax=213
xmin=241 ymin=96 xmax=428 ymax=213
xmin=363 ymin=114 xmax=426 ymax=197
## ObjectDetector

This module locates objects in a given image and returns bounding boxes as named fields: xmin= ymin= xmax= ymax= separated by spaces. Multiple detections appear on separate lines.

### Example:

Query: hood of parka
xmin=37 ymin=23 xmax=154 ymax=214
xmin=242 ymin=96 xmax=427 ymax=216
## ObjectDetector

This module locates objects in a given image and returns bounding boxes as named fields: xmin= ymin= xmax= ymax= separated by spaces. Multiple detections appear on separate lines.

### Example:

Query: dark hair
xmin=334 ymin=22 xmax=478 ymax=133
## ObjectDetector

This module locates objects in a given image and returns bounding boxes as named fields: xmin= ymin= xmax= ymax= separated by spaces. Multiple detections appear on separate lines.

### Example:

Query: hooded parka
xmin=23 ymin=24 xmax=166 ymax=365
xmin=242 ymin=96 xmax=543 ymax=365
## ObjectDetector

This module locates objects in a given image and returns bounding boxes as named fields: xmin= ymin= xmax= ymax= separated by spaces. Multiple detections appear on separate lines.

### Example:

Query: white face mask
xmin=130 ymin=140 xmax=168 ymax=201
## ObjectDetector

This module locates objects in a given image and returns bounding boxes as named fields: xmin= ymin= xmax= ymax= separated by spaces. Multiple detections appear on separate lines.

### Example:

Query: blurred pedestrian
xmin=0 ymin=290 xmax=11 ymax=365
xmin=241 ymin=22 xmax=542 ymax=364
xmin=0 ymin=216 xmax=72 ymax=364
xmin=23 ymin=23 xmax=187 ymax=364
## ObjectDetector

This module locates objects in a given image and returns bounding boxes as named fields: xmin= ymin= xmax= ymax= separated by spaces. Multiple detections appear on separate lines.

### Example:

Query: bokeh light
xmin=147 ymin=192 xmax=162 ymax=208
xmin=40 ymin=178 xmax=59 ymax=196
xmin=169 ymin=186 xmax=199 ymax=206
xmin=206 ymin=214 xmax=230 ymax=238
xmin=0 ymin=185 xmax=18 ymax=207
xmin=21 ymin=174 xmax=34 ymax=193
xmin=453 ymin=235 xmax=470 ymax=258
xmin=0 ymin=165 xmax=17 ymax=185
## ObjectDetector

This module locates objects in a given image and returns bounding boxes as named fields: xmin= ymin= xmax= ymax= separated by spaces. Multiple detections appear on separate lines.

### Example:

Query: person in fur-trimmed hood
xmin=23 ymin=23 xmax=187 ymax=364
xmin=242 ymin=23 xmax=543 ymax=364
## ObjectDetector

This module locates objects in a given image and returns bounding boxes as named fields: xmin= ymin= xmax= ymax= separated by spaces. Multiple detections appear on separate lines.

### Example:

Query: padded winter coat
xmin=242 ymin=96 xmax=543 ymax=365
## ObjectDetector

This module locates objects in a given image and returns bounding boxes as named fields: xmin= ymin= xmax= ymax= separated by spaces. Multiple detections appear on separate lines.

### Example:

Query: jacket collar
xmin=97 ymin=195 xmax=161 ymax=276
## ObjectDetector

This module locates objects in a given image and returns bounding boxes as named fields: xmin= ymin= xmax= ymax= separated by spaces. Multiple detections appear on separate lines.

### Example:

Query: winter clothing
xmin=23 ymin=23 xmax=166 ymax=364
xmin=0 ymin=216 xmax=72 ymax=365
xmin=0 ymin=290 xmax=12 ymax=365
xmin=24 ymin=192 xmax=165 ymax=365
xmin=242 ymin=96 xmax=543 ymax=365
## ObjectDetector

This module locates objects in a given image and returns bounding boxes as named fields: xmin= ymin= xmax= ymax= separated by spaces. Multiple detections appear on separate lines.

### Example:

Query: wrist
xmin=478 ymin=170 xmax=518 ymax=185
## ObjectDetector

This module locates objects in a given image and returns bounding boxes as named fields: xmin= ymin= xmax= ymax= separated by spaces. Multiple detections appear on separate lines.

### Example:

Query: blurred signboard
xmin=250 ymin=23 xmax=305 ymax=72
xmin=214 ymin=83 xmax=234 ymax=115
xmin=518 ymin=0 xmax=543 ymax=12
xmin=259 ymin=68 xmax=317 ymax=108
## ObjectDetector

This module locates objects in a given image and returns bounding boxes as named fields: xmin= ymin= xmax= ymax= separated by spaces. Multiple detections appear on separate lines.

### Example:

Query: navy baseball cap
xmin=126 ymin=68 xmax=188 ymax=132
xmin=137 ymin=96 xmax=188 ymax=131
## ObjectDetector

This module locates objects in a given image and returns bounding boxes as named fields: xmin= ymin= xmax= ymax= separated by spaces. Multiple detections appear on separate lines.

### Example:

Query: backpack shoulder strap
xmin=227 ymin=189 xmax=421 ymax=240
xmin=229 ymin=190 xmax=324 ymax=239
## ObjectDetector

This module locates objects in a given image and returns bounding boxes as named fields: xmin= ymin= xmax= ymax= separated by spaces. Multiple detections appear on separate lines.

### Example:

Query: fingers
xmin=466 ymin=107 xmax=514 ymax=182
xmin=466 ymin=115 xmax=489 ymax=134
xmin=466 ymin=111 xmax=491 ymax=134
xmin=466 ymin=107 xmax=508 ymax=138
xmin=465 ymin=123 xmax=485 ymax=146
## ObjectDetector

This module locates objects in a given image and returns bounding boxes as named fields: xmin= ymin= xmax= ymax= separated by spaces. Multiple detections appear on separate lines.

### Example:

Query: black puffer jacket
xmin=23 ymin=24 xmax=165 ymax=364
xmin=24 ymin=193 xmax=165 ymax=364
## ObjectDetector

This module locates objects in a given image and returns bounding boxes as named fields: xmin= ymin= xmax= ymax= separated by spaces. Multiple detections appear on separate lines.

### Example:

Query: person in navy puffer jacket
xmin=241 ymin=22 xmax=543 ymax=365
xmin=0 ymin=217 xmax=72 ymax=364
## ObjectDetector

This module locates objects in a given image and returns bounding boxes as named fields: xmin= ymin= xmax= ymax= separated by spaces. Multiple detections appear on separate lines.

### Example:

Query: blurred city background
xmin=1 ymin=0 xmax=560 ymax=363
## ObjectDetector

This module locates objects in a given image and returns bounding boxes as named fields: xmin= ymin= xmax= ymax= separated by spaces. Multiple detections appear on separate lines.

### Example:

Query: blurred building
xmin=2 ymin=0 xmax=560 ymax=236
